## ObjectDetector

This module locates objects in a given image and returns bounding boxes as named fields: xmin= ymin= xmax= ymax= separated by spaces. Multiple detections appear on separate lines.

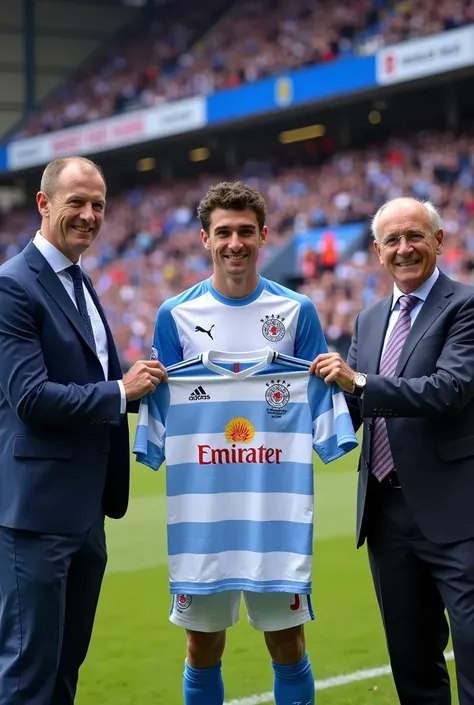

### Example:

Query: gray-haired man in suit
xmin=312 ymin=197 xmax=474 ymax=704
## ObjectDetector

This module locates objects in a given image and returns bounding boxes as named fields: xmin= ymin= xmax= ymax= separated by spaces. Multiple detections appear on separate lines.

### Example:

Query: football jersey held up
xmin=133 ymin=348 xmax=358 ymax=595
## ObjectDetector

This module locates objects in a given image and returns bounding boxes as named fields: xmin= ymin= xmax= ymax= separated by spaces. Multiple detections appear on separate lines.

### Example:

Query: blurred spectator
xmin=319 ymin=231 xmax=339 ymax=272
xmin=2 ymin=127 xmax=474 ymax=366
xmin=15 ymin=0 xmax=474 ymax=138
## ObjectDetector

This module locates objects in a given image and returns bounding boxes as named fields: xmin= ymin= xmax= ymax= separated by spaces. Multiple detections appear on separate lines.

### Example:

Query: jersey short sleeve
xmin=133 ymin=383 xmax=170 ymax=470
xmin=152 ymin=302 xmax=183 ymax=367
xmin=307 ymin=375 xmax=358 ymax=463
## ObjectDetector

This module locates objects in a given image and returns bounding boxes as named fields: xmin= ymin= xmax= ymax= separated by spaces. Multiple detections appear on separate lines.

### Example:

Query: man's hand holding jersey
xmin=122 ymin=359 xmax=168 ymax=401
xmin=309 ymin=352 xmax=356 ymax=393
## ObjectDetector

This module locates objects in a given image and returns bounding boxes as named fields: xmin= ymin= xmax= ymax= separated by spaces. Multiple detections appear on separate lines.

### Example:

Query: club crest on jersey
xmin=265 ymin=379 xmax=290 ymax=409
xmin=261 ymin=314 xmax=286 ymax=342
xmin=265 ymin=380 xmax=290 ymax=412
xmin=176 ymin=594 xmax=192 ymax=611
xmin=150 ymin=346 xmax=158 ymax=361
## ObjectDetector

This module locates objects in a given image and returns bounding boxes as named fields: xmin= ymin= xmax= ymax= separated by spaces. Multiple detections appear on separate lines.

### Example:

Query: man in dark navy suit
xmin=0 ymin=156 xmax=167 ymax=705
xmin=312 ymin=198 xmax=474 ymax=704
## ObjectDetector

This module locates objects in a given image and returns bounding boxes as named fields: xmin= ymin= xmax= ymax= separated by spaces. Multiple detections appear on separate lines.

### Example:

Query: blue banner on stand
xmin=206 ymin=55 xmax=376 ymax=124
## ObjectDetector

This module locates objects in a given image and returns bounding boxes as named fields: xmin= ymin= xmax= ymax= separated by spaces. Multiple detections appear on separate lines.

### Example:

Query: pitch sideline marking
xmin=224 ymin=651 xmax=455 ymax=705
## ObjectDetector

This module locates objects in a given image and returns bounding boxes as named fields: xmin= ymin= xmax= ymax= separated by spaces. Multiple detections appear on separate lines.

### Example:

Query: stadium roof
xmin=0 ymin=0 xmax=144 ymax=140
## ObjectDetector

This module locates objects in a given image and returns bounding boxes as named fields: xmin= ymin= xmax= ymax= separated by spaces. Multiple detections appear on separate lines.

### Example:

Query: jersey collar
xmin=202 ymin=347 xmax=276 ymax=378
xmin=206 ymin=276 xmax=265 ymax=306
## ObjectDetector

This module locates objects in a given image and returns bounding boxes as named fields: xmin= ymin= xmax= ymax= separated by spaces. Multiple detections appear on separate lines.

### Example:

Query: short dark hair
xmin=197 ymin=181 xmax=267 ymax=233
xmin=40 ymin=156 xmax=105 ymax=197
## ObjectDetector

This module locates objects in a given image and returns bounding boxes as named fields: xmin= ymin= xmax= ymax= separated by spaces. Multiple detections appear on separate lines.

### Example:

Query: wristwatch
xmin=352 ymin=372 xmax=367 ymax=397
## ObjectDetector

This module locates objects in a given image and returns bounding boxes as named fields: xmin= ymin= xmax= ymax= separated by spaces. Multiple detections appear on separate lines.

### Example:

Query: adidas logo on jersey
xmin=189 ymin=385 xmax=211 ymax=401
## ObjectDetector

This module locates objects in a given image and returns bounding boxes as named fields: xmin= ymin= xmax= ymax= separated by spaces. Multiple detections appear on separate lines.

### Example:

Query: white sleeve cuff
xmin=117 ymin=380 xmax=127 ymax=414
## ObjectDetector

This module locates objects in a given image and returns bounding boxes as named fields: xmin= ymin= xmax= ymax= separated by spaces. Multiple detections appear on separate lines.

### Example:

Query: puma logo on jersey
xmin=195 ymin=324 xmax=215 ymax=340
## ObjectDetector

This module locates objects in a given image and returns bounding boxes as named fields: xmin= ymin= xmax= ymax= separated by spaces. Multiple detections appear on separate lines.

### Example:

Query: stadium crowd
xmin=16 ymin=0 xmax=474 ymax=138
xmin=1 ymin=128 xmax=474 ymax=366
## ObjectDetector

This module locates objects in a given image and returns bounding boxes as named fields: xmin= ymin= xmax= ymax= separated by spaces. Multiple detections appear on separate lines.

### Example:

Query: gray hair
xmin=371 ymin=197 xmax=442 ymax=241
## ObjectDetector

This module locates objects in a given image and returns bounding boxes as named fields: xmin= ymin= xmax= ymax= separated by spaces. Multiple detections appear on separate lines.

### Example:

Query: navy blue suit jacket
xmin=345 ymin=271 xmax=474 ymax=547
xmin=0 ymin=241 xmax=130 ymax=534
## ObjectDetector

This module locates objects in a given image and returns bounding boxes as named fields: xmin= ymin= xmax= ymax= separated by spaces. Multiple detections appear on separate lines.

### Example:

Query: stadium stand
xmin=2 ymin=127 xmax=474 ymax=366
xmin=14 ymin=0 xmax=474 ymax=137
xmin=14 ymin=0 xmax=234 ymax=137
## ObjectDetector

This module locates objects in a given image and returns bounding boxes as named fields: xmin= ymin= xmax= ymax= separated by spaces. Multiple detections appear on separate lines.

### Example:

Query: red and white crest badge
xmin=261 ymin=314 xmax=286 ymax=342
xmin=176 ymin=594 xmax=192 ymax=611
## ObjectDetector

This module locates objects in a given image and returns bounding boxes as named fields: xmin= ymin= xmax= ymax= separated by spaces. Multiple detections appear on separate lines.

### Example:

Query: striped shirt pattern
xmin=134 ymin=348 xmax=358 ymax=595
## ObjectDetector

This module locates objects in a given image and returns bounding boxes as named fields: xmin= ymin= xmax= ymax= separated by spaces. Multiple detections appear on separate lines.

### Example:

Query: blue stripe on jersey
xmin=306 ymin=372 xmax=333 ymax=408
xmin=134 ymin=424 xmax=149 ymax=451
xmin=169 ymin=357 xmax=309 ymax=379
xmin=170 ymin=578 xmax=312 ymax=595
xmin=272 ymin=353 xmax=311 ymax=369
xmin=315 ymin=414 xmax=358 ymax=464
xmin=167 ymin=520 xmax=313 ymax=556
xmin=252 ymin=364 xmax=311 ymax=378
xmin=134 ymin=448 xmax=163 ymax=471
xmin=166 ymin=356 xmax=202 ymax=373
xmin=336 ymin=409 xmax=357 ymax=437
xmin=165 ymin=461 xmax=314 ymax=496
xmin=134 ymin=419 xmax=164 ymax=470
xmin=165 ymin=365 xmax=220 ymax=378
xmin=167 ymin=363 xmax=271 ymax=379
xmin=165 ymin=401 xmax=313 ymax=437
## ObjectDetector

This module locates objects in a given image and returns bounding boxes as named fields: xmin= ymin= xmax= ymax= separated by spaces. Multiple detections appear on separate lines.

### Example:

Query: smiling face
xmin=36 ymin=160 xmax=106 ymax=263
xmin=373 ymin=199 xmax=443 ymax=293
xmin=201 ymin=208 xmax=267 ymax=296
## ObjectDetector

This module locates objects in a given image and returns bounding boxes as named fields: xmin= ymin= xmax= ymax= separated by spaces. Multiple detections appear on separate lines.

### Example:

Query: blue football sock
xmin=272 ymin=653 xmax=315 ymax=705
xmin=183 ymin=659 xmax=224 ymax=705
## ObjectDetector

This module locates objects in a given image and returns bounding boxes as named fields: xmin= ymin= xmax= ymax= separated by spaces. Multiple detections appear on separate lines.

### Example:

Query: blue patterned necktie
xmin=371 ymin=294 xmax=419 ymax=481
xmin=66 ymin=264 xmax=96 ymax=351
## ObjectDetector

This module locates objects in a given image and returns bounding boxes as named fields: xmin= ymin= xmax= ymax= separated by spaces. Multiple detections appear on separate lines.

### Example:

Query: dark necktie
xmin=66 ymin=264 xmax=96 ymax=351
xmin=371 ymin=294 xmax=419 ymax=481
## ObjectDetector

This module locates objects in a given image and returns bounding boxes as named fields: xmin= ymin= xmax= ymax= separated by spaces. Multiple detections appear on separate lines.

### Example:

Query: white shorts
xmin=169 ymin=591 xmax=314 ymax=633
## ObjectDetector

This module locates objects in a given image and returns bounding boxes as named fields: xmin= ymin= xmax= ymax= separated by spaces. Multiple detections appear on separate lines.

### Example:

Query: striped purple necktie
xmin=371 ymin=294 xmax=419 ymax=481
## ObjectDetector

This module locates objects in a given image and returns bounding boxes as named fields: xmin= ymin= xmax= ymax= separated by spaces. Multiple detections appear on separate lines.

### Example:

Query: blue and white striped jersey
xmin=133 ymin=348 xmax=357 ymax=596
xmin=152 ymin=275 xmax=327 ymax=367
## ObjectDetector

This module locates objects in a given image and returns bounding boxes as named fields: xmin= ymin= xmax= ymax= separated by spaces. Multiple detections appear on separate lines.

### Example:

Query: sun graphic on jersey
xmin=225 ymin=418 xmax=255 ymax=444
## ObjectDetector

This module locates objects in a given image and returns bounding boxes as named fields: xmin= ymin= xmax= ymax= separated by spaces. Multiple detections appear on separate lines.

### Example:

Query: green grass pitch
xmin=76 ymin=424 xmax=457 ymax=704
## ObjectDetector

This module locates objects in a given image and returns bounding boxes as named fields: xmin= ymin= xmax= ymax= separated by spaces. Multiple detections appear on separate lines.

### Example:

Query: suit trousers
xmin=0 ymin=515 xmax=107 ymax=705
xmin=366 ymin=477 xmax=474 ymax=705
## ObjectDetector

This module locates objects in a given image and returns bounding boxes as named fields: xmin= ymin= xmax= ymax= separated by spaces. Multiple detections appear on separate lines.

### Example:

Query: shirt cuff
xmin=117 ymin=380 xmax=127 ymax=414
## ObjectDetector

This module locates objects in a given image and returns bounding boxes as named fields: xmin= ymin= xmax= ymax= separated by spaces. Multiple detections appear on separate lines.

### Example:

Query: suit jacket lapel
xmin=396 ymin=271 xmax=454 ymax=375
xmin=23 ymin=240 xmax=98 ymax=357
xmin=82 ymin=274 xmax=123 ymax=380
xmin=364 ymin=296 xmax=392 ymax=374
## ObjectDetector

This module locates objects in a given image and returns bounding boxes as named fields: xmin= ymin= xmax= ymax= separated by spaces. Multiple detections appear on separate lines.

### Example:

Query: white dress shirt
xmin=33 ymin=232 xmax=126 ymax=414
xmin=381 ymin=267 xmax=440 ymax=357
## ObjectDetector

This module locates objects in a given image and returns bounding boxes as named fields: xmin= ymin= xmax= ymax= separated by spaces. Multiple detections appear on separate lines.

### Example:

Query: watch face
xmin=355 ymin=373 xmax=366 ymax=387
